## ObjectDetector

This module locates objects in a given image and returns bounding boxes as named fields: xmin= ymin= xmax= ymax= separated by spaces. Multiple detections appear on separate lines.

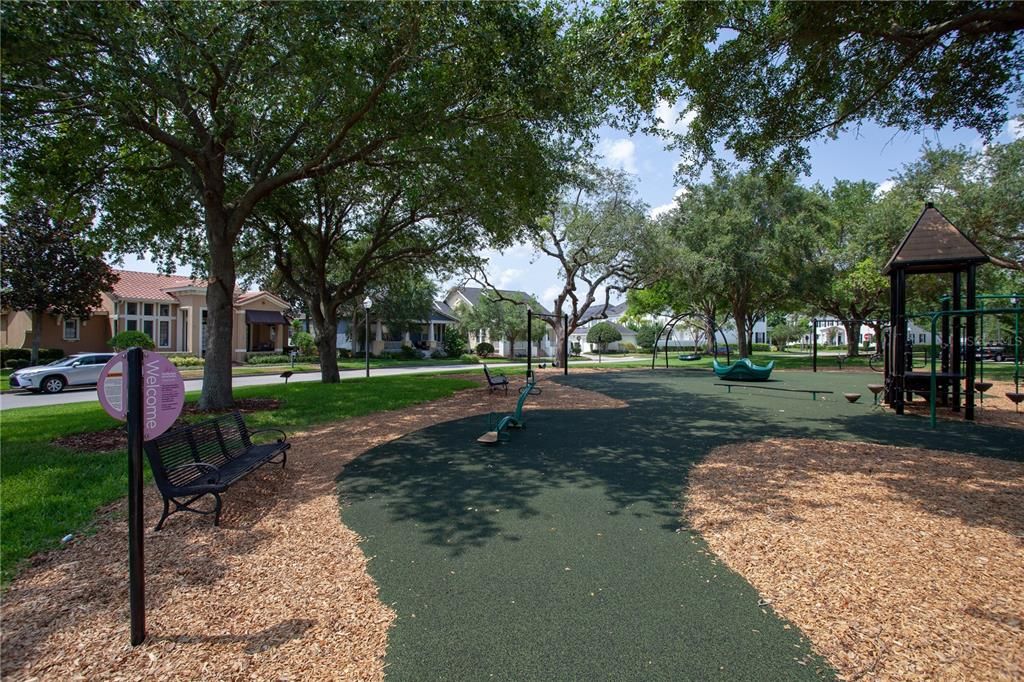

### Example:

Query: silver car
xmin=9 ymin=353 xmax=116 ymax=394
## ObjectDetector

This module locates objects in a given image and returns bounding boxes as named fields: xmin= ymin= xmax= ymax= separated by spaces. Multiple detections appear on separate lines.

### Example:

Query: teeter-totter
xmin=477 ymin=371 xmax=542 ymax=445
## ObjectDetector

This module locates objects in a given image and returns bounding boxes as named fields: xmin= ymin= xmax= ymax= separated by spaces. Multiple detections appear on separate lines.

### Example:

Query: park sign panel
xmin=98 ymin=350 xmax=184 ymax=440
xmin=97 ymin=348 xmax=185 ymax=645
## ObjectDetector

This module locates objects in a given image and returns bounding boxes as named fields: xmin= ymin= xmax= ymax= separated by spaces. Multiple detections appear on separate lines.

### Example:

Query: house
xmin=334 ymin=301 xmax=461 ymax=355
xmin=569 ymin=302 xmax=638 ymax=353
xmin=444 ymin=286 xmax=553 ymax=357
xmin=1 ymin=269 xmax=291 ymax=363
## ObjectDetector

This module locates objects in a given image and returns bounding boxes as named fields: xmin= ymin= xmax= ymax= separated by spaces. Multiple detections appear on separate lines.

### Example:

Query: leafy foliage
xmin=1 ymin=203 xmax=119 ymax=363
xmin=586 ymin=321 xmax=622 ymax=354
xmin=108 ymin=331 xmax=155 ymax=351
xmin=443 ymin=332 xmax=467 ymax=358
xmin=456 ymin=292 xmax=546 ymax=359
xmin=475 ymin=342 xmax=495 ymax=358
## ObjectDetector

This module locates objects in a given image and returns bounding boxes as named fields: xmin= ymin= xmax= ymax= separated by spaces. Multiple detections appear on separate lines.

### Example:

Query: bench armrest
xmin=168 ymin=462 xmax=221 ymax=482
xmin=249 ymin=428 xmax=289 ymax=443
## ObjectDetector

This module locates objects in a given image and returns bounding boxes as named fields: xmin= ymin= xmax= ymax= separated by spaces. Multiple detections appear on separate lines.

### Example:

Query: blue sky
xmin=118 ymin=105 xmax=1022 ymax=310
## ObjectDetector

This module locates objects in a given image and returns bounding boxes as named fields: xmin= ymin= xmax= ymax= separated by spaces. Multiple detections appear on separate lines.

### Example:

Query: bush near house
xmin=1 ymin=348 xmax=65 ymax=366
xmin=475 ymin=342 xmax=495 ymax=357
xmin=108 ymin=331 xmax=155 ymax=351
xmin=166 ymin=355 xmax=204 ymax=367
xmin=459 ymin=353 xmax=479 ymax=364
xmin=399 ymin=345 xmax=422 ymax=360
xmin=292 ymin=331 xmax=316 ymax=356
xmin=443 ymin=333 xmax=466 ymax=357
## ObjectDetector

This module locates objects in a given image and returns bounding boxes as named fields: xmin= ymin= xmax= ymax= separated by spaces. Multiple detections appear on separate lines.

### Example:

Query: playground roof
xmin=882 ymin=203 xmax=990 ymax=275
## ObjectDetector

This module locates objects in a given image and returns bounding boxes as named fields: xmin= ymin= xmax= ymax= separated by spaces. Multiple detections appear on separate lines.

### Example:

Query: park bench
xmin=483 ymin=364 xmax=509 ymax=394
xmin=143 ymin=411 xmax=290 ymax=530
xmin=714 ymin=383 xmax=834 ymax=401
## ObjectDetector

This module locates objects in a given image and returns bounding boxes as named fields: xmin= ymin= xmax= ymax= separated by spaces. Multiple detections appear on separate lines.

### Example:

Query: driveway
xmin=0 ymin=357 xmax=645 ymax=411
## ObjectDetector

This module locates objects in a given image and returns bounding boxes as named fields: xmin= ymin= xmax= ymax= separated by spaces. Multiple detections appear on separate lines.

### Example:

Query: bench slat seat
xmin=143 ymin=411 xmax=289 ymax=530
xmin=483 ymin=364 xmax=509 ymax=394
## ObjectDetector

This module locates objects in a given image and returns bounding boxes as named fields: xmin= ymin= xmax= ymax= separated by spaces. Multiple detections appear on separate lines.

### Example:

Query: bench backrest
xmin=483 ymin=365 xmax=503 ymax=384
xmin=144 ymin=411 xmax=253 ymax=491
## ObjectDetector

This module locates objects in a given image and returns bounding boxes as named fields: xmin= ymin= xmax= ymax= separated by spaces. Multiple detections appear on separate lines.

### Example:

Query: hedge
xmin=1 ymin=347 xmax=66 ymax=366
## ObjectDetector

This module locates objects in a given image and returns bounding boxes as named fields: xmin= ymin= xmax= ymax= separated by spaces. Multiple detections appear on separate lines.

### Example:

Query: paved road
xmin=0 ymin=357 xmax=645 ymax=411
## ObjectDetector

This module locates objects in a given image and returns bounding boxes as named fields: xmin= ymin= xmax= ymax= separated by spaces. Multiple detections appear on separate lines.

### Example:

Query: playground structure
xmin=476 ymin=370 xmax=541 ymax=444
xmin=651 ymin=313 xmax=732 ymax=369
xmin=883 ymin=202 xmax=1022 ymax=426
xmin=712 ymin=357 xmax=775 ymax=381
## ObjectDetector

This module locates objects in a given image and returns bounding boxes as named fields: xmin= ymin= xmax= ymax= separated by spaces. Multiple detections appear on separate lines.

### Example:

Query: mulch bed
xmin=2 ymin=371 xmax=625 ymax=680
xmin=889 ymin=379 xmax=1024 ymax=430
xmin=686 ymin=438 xmax=1024 ymax=681
xmin=51 ymin=398 xmax=282 ymax=453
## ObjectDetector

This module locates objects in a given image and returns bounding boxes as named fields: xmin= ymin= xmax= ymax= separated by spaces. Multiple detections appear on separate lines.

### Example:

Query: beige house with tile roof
xmin=1 ymin=270 xmax=291 ymax=363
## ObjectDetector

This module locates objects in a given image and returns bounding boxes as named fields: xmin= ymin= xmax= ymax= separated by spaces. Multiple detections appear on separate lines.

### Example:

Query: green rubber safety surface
xmin=338 ymin=370 xmax=1021 ymax=680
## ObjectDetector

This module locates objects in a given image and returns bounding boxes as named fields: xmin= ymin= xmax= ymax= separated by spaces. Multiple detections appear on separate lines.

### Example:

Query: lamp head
xmin=363 ymin=297 xmax=372 ymax=310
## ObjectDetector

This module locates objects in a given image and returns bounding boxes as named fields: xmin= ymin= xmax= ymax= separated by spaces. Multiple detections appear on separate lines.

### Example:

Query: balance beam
xmin=713 ymin=383 xmax=834 ymax=401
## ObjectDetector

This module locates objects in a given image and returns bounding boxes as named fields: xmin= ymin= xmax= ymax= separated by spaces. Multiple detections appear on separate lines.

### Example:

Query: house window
xmin=126 ymin=319 xmax=138 ymax=331
xmin=158 ymin=320 xmax=171 ymax=348
xmin=919 ymin=333 xmax=926 ymax=343
xmin=63 ymin=317 xmax=79 ymax=340
xmin=126 ymin=302 xmax=137 ymax=315
xmin=143 ymin=320 xmax=154 ymax=339
xmin=159 ymin=304 xmax=170 ymax=317
xmin=143 ymin=303 xmax=154 ymax=316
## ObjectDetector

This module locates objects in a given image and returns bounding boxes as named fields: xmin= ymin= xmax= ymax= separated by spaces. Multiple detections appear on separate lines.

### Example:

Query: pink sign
xmin=98 ymin=351 xmax=185 ymax=441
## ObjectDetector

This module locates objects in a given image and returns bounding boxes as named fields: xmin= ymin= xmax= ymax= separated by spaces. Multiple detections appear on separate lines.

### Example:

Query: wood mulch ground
xmin=686 ymin=438 xmax=1024 ymax=681
xmin=890 ymin=379 xmax=1024 ymax=431
xmin=1 ymin=370 xmax=625 ymax=681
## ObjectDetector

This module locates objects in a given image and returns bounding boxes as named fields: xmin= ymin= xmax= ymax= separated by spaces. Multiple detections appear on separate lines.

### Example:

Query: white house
xmin=444 ymin=287 xmax=553 ymax=357
xmin=332 ymin=302 xmax=460 ymax=355
xmin=569 ymin=302 xmax=639 ymax=353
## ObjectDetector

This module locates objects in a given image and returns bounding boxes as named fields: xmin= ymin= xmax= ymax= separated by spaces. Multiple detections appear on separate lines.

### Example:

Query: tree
xmin=631 ymin=321 xmax=661 ymax=350
xmin=480 ymin=166 xmax=653 ymax=368
xmin=593 ymin=2 xmax=1024 ymax=173
xmin=374 ymin=274 xmax=437 ymax=349
xmin=4 ymin=2 xmax=601 ymax=407
xmin=1 ymin=203 xmax=119 ymax=364
xmin=668 ymin=170 xmax=818 ymax=357
xmin=109 ymin=331 xmax=156 ymax=351
xmin=586 ymin=321 xmax=622 ymax=360
xmin=767 ymin=320 xmax=806 ymax=352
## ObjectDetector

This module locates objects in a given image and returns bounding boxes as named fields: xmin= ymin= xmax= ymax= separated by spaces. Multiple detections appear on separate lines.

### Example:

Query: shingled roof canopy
xmin=882 ymin=203 xmax=990 ymax=275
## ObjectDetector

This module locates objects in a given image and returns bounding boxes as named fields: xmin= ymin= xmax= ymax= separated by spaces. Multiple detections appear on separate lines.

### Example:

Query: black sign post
xmin=126 ymin=346 xmax=146 ymax=645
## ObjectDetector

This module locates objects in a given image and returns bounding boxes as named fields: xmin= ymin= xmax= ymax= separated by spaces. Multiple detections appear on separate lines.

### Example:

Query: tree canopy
xmin=1 ymin=203 xmax=120 ymax=363
xmin=590 ymin=1 xmax=1024 ymax=173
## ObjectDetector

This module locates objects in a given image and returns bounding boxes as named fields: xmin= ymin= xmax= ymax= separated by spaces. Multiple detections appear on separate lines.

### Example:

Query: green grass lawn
xmin=0 ymin=374 xmax=476 ymax=585
xmin=1 ymin=369 xmax=9 ymax=391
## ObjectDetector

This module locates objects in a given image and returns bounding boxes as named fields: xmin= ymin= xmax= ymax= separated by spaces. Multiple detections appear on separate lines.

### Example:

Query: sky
xmin=117 ymin=103 xmax=1023 ymax=311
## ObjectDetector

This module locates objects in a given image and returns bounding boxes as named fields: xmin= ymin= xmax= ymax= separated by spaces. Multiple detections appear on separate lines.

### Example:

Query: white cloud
xmin=496 ymin=268 xmax=523 ymax=289
xmin=873 ymin=179 xmax=896 ymax=197
xmin=649 ymin=203 xmax=676 ymax=219
xmin=598 ymin=138 xmax=638 ymax=174
xmin=541 ymin=285 xmax=563 ymax=309
xmin=1009 ymin=117 xmax=1023 ymax=140
xmin=655 ymin=98 xmax=697 ymax=135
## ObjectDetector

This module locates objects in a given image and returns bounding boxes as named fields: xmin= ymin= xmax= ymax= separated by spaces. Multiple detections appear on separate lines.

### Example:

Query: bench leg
xmin=213 ymin=493 xmax=223 ymax=527
xmin=155 ymin=497 xmax=171 ymax=531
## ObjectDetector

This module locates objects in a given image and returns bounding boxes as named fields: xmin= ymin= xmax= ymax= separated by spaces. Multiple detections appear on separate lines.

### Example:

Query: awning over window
xmin=245 ymin=310 xmax=288 ymax=325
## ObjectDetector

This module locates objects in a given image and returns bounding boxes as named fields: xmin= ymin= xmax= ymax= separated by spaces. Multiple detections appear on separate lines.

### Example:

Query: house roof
xmin=108 ymin=269 xmax=287 ymax=308
xmin=882 ymin=204 xmax=990 ymax=275
xmin=431 ymin=301 xmax=460 ymax=323
xmin=454 ymin=286 xmax=552 ymax=315
xmin=579 ymin=301 xmax=628 ymax=323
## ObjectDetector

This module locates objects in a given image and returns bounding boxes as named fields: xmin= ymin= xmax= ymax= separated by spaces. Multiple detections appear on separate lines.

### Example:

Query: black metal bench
xmin=714 ymin=383 xmax=834 ymax=401
xmin=143 ymin=411 xmax=290 ymax=530
xmin=483 ymin=364 xmax=509 ymax=394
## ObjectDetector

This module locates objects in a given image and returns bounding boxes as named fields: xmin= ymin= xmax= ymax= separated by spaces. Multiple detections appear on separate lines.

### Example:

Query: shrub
xmin=167 ymin=355 xmax=204 ymax=367
xmin=751 ymin=343 xmax=772 ymax=352
xmin=108 ymin=330 xmax=155 ymax=351
xmin=399 ymin=345 xmax=421 ymax=360
xmin=337 ymin=348 xmax=352 ymax=359
xmin=295 ymin=354 xmax=319 ymax=363
xmin=475 ymin=341 xmax=495 ymax=357
xmin=634 ymin=322 xmax=660 ymax=350
xmin=443 ymin=333 xmax=466 ymax=357
xmin=292 ymin=331 xmax=316 ymax=356
xmin=1 ymin=347 xmax=66 ymax=365
xmin=621 ymin=342 xmax=637 ymax=352
xmin=570 ymin=342 xmax=581 ymax=355
xmin=430 ymin=349 xmax=447 ymax=359
xmin=247 ymin=354 xmax=291 ymax=365
xmin=6 ymin=359 xmax=30 ymax=370
xmin=458 ymin=353 xmax=479 ymax=364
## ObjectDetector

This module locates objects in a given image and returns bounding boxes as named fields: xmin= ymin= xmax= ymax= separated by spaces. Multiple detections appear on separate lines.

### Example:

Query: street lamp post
xmin=363 ymin=296 xmax=373 ymax=379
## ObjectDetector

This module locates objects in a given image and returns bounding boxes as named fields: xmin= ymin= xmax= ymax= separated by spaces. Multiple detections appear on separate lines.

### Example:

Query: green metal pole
xmin=930 ymin=314 xmax=939 ymax=428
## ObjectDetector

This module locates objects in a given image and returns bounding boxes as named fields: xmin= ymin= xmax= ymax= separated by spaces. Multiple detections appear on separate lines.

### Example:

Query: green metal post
xmin=930 ymin=314 xmax=939 ymax=428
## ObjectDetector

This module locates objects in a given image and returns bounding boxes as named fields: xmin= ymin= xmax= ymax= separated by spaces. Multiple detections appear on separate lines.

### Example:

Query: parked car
xmin=8 ymin=353 xmax=116 ymax=393
xmin=978 ymin=343 xmax=1012 ymax=362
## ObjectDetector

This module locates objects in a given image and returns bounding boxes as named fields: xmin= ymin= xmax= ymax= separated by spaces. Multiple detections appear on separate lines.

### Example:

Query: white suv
xmin=9 ymin=353 xmax=116 ymax=394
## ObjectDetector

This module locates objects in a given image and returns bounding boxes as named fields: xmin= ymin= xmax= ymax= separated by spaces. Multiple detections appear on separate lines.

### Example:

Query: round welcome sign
xmin=98 ymin=350 xmax=185 ymax=441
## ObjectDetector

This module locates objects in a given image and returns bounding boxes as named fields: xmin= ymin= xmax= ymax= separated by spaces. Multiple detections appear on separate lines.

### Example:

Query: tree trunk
xmin=552 ymin=323 xmax=567 ymax=368
xmin=844 ymin=320 xmax=862 ymax=356
xmin=311 ymin=301 xmax=340 ymax=383
xmin=507 ymin=333 xmax=516 ymax=359
xmin=733 ymin=305 xmax=750 ymax=357
xmin=30 ymin=310 xmax=42 ymax=365
xmin=199 ymin=226 xmax=236 ymax=410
